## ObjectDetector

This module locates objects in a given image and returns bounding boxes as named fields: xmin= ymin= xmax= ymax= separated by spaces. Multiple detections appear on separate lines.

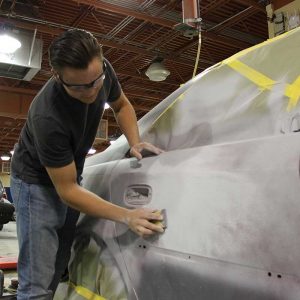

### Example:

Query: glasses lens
xmin=61 ymin=71 xmax=105 ymax=91
xmin=92 ymin=74 xmax=105 ymax=88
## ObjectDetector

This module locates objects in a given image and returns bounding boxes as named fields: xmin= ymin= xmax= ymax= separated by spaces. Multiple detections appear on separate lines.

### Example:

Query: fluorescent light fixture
xmin=104 ymin=103 xmax=110 ymax=110
xmin=88 ymin=148 xmax=96 ymax=155
xmin=145 ymin=61 xmax=170 ymax=82
xmin=0 ymin=34 xmax=22 ymax=54
xmin=1 ymin=154 xmax=11 ymax=161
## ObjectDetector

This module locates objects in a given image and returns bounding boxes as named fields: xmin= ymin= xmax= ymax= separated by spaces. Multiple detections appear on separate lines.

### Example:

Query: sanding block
xmin=151 ymin=209 xmax=167 ymax=229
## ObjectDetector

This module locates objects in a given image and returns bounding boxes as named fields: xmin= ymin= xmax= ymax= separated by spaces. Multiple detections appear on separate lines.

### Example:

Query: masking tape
xmin=69 ymin=282 xmax=106 ymax=300
xmin=226 ymin=60 xmax=276 ymax=90
xmin=286 ymin=76 xmax=300 ymax=111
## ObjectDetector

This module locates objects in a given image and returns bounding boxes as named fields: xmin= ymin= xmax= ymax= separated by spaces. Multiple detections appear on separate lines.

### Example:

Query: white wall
xmin=0 ymin=173 xmax=10 ymax=187
xmin=267 ymin=0 xmax=300 ymax=37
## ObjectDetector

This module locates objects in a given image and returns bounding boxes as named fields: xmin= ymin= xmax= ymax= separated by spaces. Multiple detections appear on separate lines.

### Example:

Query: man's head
xmin=49 ymin=29 xmax=105 ymax=104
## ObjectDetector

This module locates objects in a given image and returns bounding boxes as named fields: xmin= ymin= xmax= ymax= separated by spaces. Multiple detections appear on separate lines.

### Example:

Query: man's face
xmin=57 ymin=56 xmax=105 ymax=104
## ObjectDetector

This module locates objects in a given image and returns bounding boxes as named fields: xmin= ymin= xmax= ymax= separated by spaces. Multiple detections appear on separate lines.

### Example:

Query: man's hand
xmin=130 ymin=142 xmax=164 ymax=160
xmin=124 ymin=208 xmax=165 ymax=237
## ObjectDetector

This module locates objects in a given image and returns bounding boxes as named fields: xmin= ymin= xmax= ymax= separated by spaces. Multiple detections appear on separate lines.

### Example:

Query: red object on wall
xmin=0 ymin=257 xmax=17 ymax=269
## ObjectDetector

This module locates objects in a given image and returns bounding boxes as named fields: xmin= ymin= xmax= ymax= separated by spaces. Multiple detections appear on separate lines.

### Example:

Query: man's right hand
xmin=124 ymin=208 xmax=165 ymax=237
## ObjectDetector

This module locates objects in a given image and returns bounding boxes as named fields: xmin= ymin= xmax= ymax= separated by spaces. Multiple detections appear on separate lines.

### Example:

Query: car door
xmin=108 ymin=133 xmax=300 ymax=300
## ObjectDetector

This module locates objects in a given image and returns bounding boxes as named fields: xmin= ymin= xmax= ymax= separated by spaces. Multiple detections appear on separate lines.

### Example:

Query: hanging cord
xmin=192 ymin=26 xmax=202 ymax=78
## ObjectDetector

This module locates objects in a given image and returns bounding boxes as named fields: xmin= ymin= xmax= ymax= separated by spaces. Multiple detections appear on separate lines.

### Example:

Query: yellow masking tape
xmin=69 ymin=282 xmax=106 ymax=300
xmin=226 ymin=60 xmax=276 ymax=90
xmin=150 ymin=27 xmax=300 ymax=119
xmin=286 ymin=76 xmax=300 ymax=111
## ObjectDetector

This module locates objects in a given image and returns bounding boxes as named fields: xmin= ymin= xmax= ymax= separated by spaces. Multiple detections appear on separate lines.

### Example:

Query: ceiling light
xmin=1 ymin=153 xmax=11 ymax=161
xmin=0 ymin=34 xmax=21 ymax=54
xmin=145 ymin=61 xmax=170 ymax=82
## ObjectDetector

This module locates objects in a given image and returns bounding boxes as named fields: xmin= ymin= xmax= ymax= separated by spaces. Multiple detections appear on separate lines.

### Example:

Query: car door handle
xmin=124 ymin=185 xmax=152 ymax=207
xmin=280 ymin=112 xmax=300 ymax=133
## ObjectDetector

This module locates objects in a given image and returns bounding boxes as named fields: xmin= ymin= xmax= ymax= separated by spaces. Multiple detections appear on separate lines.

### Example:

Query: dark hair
xmin=49 ymin=29 xmax=103 ymax=72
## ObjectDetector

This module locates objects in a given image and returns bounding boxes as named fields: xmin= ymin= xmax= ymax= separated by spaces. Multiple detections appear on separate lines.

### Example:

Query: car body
xmin=55 ymin=27 xmax=300 ymax=300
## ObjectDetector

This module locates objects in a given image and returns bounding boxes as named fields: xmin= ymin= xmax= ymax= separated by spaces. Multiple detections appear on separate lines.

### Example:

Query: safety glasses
xmin=59 ymin=62 xmax=106 ymax=91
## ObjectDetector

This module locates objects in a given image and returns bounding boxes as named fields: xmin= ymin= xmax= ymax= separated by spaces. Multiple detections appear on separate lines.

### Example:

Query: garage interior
xmin=0 ymin=0 xmax=299 ymax=299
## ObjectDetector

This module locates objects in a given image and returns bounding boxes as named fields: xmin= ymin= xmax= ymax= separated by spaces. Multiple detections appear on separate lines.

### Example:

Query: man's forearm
xmin=57 ymin=182 xmax=165 ymax=236
xmin=59 ymin=183 xmax=129 ymax=224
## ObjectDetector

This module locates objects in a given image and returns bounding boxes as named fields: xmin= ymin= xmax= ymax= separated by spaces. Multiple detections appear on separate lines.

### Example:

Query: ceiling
xmin=0 ymin=0 xmax=269 ymax=157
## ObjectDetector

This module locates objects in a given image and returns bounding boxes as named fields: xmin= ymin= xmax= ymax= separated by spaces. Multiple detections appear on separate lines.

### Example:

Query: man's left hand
xmin=130 ymin=142 xmax=164 ymax=160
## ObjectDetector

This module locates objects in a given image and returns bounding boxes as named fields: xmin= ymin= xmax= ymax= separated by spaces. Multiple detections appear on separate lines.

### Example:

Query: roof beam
xmin=0 ymin=16 xmax=62 ymax=35
xmin=204 ymin=31 xmax=251 ymax=48
xmin=74 ymin=1 xmax=253 ymax=48
xmin=71 ymin=0 xmax=175 ymax=28
xmin=124 ymin=91 xmax=165 ymax=101
xmin=234 ymin=0 xmax=266 ymax=12
xmin=212 ymin=7 xmax=259 ymax=32
xmin=0 ymin=16 xmax=213 ymax=67
xmin=202 ymin=0 xmax=232 ymax=16
xmin=70 ymin=5 xmax=95 ymax=27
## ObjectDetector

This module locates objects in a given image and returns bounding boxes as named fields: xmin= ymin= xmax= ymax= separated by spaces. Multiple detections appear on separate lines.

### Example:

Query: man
xmin=10 ymin=29 xmax=164 ymax=300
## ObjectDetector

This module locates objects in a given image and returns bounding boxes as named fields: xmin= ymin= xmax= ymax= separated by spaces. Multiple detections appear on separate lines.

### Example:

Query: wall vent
xmin=0 ymin=29 xmax=42 ymax=81
xmin=95 ymin=119 xmax=108 ymax=141
xmin=1 ymin=162 xmax=11 ymax=174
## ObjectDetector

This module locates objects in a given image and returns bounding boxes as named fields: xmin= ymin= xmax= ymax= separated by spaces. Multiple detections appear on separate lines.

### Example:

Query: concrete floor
xmin=0 ymin=221 xmax=18 ymax=291
xmin=0 ymin=222 xmax=71 ymax=300
xmin=0 ymin=222 xmax=67 ymax=299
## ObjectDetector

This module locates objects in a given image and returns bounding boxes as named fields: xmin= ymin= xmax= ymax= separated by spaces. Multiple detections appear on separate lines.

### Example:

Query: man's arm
xmin=46 ymin=161 xmax=164 ymax=236
xmin=109 ymin=91 xmax=164 ymax=159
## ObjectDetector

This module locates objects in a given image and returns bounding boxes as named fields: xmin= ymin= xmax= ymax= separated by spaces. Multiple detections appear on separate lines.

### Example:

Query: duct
xmin=0 ymin=28 xmax=42 ymax=81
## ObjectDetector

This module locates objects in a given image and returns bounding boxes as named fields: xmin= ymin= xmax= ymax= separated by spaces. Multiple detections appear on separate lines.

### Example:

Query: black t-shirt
xmin=11 ymin=59 xmax=121 ymax=186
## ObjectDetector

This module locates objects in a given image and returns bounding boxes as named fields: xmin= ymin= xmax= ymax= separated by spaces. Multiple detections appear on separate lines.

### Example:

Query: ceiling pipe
xmin=0 ymin=12 xmax=251 ymax=50
xmin=71 ymin=0 xmax=175 ymax=28
xmin=235 ymin=0 xmax=266 ymax=12
xmin=182 ymin=0 xmax=202 ymax=28
xmin=207 ymin=6 xmax=256 ymax=32
xmin=0 ymin=14 xmax=219 ymax=69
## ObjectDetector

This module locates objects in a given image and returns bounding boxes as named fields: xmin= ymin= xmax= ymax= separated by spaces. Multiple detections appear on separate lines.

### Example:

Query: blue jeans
xmin=10 ymin=174 xmax=80 ymax=300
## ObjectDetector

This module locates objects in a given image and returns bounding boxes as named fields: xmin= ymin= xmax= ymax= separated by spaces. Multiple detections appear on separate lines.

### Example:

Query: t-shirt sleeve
xmin=104 ymin=59 xmax=122 ymax=103
xmin=32 ymin=115 xmax=74 ymax=168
